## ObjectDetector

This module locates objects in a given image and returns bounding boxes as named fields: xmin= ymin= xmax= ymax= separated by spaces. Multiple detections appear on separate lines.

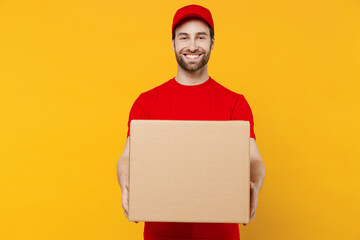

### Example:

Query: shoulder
xmin=210 ymin=78 xmax=254 ymax=112
xmin=139 ymin=79 xmax=172 ymax=100
xmin=211 ymin=78 xmax=244 ymax=101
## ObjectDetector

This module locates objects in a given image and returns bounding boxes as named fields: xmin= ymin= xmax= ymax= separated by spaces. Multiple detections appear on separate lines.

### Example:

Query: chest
xmin=149 ymin=91 xmax=233 ymax=120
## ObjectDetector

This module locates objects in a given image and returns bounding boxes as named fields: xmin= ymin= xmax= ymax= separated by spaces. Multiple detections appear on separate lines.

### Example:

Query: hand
xmin=243 ymin=181 xmax=258 ymax=226
xmin=121 ymin=184 xmax=138 ymax=224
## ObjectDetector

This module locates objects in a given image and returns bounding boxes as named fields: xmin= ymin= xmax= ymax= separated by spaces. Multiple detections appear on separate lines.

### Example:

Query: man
xmin=117 ymin=4 xmax=265 ymax=240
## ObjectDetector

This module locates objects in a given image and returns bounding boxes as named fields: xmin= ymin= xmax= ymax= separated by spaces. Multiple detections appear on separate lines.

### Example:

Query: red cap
xmin=172 ymin=4 xmax=214 ymax=36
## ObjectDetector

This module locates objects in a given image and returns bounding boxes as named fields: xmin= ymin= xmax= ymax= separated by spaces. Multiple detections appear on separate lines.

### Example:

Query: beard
xmin=175 ymin=46 xmax=211 ymax=72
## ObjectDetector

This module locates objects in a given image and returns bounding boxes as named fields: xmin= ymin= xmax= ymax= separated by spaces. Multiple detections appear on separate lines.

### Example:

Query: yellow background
xmin=1 ymin=0 xmax=359 ymax=239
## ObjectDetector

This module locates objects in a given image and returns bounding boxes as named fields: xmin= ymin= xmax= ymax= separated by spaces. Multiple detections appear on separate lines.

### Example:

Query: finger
xmin=250 ymin=209 xmax=256 ymax=221
xmin=250 ymin=194 xmax=258 ymax=206
xmin=123 ymin=206 xmax=129 ymax=218
xmin=122 ymin=202 xmax=129 ymax=213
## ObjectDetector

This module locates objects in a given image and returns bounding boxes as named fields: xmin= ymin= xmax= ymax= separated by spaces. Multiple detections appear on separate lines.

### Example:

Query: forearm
xmin=117 ymin=156 xmax=130 ymax=192
xmin=250 ymin=160 xmax=265 ymax=192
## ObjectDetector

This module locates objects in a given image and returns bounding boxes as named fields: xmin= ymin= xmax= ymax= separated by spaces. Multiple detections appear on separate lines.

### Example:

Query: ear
xmin=211 ymin=38 xmax=215 ymax=50
xmin=172 ymin=39 xmax=175 ymax=51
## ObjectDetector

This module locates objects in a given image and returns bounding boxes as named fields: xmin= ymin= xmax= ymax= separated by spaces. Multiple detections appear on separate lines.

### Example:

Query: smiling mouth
xmin=183 ymin=54 xmax=202 ymax=60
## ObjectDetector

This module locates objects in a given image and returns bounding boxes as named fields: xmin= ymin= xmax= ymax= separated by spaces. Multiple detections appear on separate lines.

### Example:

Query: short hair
xmin=172 ymin=25 xmax=214 ymax=41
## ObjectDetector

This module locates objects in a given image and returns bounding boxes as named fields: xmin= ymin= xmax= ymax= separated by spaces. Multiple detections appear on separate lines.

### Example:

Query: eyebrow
xmin=177 ymin=32 xmax=209 ymax=37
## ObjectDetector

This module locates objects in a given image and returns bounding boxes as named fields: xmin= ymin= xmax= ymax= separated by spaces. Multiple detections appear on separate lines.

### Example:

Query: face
xmin=172 ymin=18 xmax=214 ymax=72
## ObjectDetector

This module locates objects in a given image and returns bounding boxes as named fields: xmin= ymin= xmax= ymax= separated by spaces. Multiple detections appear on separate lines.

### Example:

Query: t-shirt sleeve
xmin=231 ymin=94 xmax=256 ymax=140
xmin=126 ymin=93 xmax=150 ymax=138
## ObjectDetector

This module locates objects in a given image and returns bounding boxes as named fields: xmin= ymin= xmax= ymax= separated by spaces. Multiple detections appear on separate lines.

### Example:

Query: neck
xmin=175 ymin=65 xmax=209 ymax=86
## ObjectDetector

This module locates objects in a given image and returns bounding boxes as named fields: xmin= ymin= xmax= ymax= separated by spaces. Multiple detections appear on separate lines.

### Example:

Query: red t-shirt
xmin=126 ymin=76 xmax=256 ymax=240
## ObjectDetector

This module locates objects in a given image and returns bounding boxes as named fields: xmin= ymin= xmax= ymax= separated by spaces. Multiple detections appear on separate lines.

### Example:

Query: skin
xmin=117 ymin=18 xmax=265 ymax=226
xmin=172 ymin=18 xmax=214 ymax=85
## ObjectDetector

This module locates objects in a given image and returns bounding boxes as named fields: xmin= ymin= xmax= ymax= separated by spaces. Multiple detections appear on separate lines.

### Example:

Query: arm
xmin=117 ymin=136 xmax=130 ymax=192
xmin=244 ymin=137 xmax=265 ymax=225
xmin=118 ymin=136 xmax=138 ymax=222
xmin=250 ymin=138 xmax=265 ymax=192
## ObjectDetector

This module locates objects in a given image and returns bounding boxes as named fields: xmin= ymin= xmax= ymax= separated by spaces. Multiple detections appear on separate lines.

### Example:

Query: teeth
xmin=185 ymin=54 xmax=200 ymax=58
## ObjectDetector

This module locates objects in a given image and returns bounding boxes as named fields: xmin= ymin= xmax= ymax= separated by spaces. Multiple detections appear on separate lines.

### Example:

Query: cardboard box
xmin=128 ymin=120 xmax=250 ymax=223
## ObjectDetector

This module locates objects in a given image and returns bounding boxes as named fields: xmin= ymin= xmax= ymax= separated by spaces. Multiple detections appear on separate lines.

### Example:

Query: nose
xmin=188 ymin=38 xmax=198 ymax=52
